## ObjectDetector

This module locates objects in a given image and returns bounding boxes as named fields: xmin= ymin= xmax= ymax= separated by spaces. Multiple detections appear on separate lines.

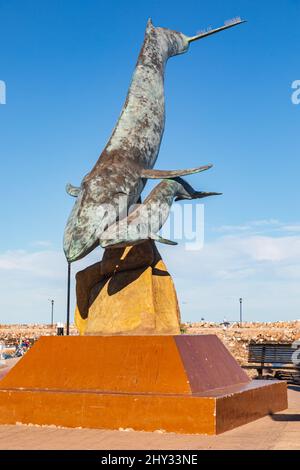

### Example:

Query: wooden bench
xmin=243 ymin=342 xmax=300 ymax=384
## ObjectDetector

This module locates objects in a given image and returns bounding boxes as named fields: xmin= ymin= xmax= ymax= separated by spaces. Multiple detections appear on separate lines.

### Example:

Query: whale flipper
xmin=66 ymin=184 xmax=81 ymax=197
xmin=141 ymin=164 xmax=213 ymax=179
xmin=150 ymin=234 xmax=178 ymax=245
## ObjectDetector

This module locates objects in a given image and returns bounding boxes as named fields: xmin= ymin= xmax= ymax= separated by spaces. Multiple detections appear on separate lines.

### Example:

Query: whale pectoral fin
xmin=66 ymin=183 xmax=81 ymax=197
xmin=141 ymin=164 xmax=213 ymax=179
xmin=150 ymin=234 xmax=178 ymax=245
xmin=175 ymin=191 xmax=222 ymax=201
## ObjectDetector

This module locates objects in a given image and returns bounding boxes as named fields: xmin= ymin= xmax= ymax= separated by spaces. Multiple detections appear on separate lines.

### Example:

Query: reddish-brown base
xmin=0 ymin=336 xmax=287 ymax=435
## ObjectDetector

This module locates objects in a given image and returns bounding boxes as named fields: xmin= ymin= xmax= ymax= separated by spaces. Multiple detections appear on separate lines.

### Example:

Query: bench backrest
xmin=248 ymin=343 xmax=296 ymax=364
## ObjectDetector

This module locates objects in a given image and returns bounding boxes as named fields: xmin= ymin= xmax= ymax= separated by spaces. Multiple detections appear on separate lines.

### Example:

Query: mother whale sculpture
xmin=64 ymin=17 xmax=245 ymax=262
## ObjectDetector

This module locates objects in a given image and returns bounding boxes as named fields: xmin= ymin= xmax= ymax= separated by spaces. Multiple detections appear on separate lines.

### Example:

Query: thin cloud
xmin=0 ymin=229 xmax=299 ymax=324
xmin=31 ymin=240 xmax=53 ymax=248
xmin=281 ymin=224 xmax=300 ymax=233
xmin=212 ymin=219 xmax=300 ymax=236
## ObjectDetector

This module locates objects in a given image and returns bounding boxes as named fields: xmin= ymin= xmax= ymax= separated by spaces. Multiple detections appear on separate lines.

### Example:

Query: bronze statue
xmin=64 ymin=18 xmax=245 ymax=335
xmin=64 ymin=18 xmax=245 ymax=262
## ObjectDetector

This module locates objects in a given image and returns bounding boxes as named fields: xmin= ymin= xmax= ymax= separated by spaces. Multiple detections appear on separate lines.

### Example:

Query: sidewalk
xmin=0 ymin=386 xmax=299 ymax=450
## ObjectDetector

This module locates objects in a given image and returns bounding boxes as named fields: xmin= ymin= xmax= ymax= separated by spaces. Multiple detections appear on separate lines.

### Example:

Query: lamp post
xmin=239 ymin=297 xmax=243 ymax=326
xmin=66 ymin=262 xmax=71 ymax=336
xmin=49 ymin=299 xmax=54 ymax=327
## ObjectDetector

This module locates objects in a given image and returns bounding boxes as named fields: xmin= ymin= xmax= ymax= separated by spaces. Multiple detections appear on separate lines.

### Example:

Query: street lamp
xmin=66 ymin=262 xmax=71 ymax=336
xmin=48 ymin=299 xmax=54 ymax=327
xmin=239 ymin=297 xmax=243 ymax=326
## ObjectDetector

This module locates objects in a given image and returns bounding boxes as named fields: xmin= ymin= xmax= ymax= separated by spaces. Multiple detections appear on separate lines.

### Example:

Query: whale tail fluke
xmin=175 ymin=191 xmax=222 ymax=201
xmin=171 ymin=177 xmax=222 ymax=201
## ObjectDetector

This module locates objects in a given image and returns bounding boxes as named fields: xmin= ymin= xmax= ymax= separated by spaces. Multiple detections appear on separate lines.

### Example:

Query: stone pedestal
xmin=75 ymin=241 xmax=181 ymax=336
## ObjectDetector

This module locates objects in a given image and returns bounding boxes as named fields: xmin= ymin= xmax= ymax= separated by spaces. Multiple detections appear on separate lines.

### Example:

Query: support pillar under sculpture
xmin=75 ymin=241 xmax=181 ymax=336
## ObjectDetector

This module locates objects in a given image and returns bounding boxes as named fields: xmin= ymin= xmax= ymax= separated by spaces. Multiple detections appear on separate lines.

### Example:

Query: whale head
xmin=63 ymin=177 xmax=129 ymax=262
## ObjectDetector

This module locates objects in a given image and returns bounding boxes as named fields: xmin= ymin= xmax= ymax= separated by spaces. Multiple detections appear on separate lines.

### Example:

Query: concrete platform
xmin=0 ymin=386 xmax=298 ymax=450
xmin=0 ymin=336 xmax=287 ymax=434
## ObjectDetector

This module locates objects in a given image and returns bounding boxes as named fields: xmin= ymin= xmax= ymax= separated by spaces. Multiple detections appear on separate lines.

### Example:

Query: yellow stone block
xmin=75 ymin=242 xmax=181 ymax=336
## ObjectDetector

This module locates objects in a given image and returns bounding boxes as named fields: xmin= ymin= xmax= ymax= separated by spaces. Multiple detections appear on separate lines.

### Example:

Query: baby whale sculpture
xmin=64 ymin=17 xmax=245 ymax=262
xmin=100 ymin=178 xmax=221 ymax=248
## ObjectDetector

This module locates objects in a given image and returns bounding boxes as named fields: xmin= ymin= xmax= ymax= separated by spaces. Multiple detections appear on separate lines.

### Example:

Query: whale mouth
xmin=100 ymin=240 xmax=123 ymax=249
xmin=100 ymin=238 xmax=145 ymax=249
xmin=64 ymin=232 xmax=99 ymax=263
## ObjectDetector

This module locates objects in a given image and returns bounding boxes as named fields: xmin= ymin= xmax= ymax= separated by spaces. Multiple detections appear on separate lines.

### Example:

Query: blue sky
xmin=0 ymin=0 xmax=299 ymax=323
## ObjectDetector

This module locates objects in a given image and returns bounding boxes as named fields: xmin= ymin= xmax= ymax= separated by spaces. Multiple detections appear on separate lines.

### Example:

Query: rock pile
xmin=185 ymin=321 xmax=300 ymax=371
xmin=0 ymin=324 xmax=78 ymax=347
xmin=0 ymin=321 xmax=299 ymax=377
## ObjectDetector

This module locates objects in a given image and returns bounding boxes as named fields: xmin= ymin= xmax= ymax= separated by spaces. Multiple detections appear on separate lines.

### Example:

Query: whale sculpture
xmin=100 ymin=178 xmax=221 ymax=248
xmin=64 ymin=17 xmax=245 ymax=262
